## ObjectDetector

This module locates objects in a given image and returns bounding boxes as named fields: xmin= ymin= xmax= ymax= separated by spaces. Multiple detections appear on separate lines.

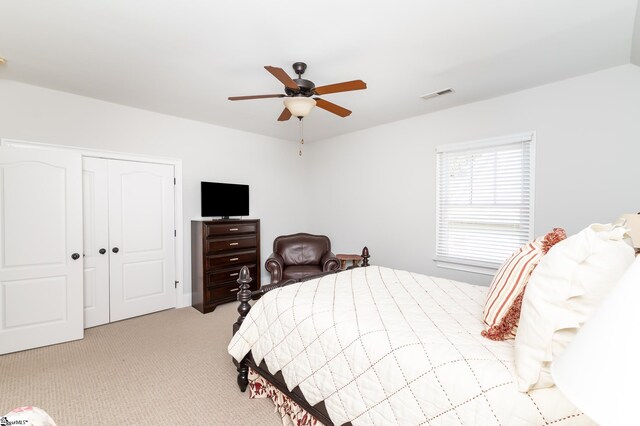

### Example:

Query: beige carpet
xmin=0 ymin=303 xmax=280 ymax=425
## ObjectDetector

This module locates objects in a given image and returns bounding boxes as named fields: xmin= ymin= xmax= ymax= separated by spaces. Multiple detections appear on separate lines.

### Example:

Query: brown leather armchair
xmin=265 ymin=233 xmax=340 ymax=284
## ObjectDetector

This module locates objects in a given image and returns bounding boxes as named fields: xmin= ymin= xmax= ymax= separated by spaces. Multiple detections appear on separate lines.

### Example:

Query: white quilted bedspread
xmin=228 ymin=266 xmax=593 ymax=426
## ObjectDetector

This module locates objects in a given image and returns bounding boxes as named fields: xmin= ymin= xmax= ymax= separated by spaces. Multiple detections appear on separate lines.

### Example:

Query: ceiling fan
xmin=228 ymin=62 xmax=367 ymax=121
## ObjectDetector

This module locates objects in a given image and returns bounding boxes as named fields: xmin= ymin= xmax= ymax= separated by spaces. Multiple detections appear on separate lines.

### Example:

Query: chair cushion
xmin=282 ymin=265 xmax=323 ymax=281
xmin=275 ymin=233 xmax=331 ymax=266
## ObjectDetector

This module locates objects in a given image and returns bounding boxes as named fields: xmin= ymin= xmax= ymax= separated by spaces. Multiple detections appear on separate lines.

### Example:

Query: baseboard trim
xmin=178 ymin=292 xmax=191 ymax=309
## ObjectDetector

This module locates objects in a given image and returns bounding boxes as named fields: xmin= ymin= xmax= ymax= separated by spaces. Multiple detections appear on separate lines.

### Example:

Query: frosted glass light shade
xmin=283 ymin=97 xmax=316 ymax=117
xmin=551 ymin=257 xmax=640 ymax=426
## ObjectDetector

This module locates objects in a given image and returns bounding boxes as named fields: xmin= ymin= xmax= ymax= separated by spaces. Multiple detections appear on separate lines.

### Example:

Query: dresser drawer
xmin=207 ymin=264 xmax=257 ymax=288
xmin=208 ymin=281 xmax=243 ymax=303
xmin=207 ymin=280 xmax=257 ymax=304
xmin=205 ymin=222 xmax=257 ymax=237
xmin=205 ymin=249 xmax=257 ymax=269
xmin=205 ymin=234 xmax=256 ymax=253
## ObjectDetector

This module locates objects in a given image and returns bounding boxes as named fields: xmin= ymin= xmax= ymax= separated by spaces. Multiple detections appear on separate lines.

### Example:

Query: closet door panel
xmin=0 ymin=147 xmax=83 ymax=354
xmin=108 ymin=160 xmax=175 ymax=321
xmin=82 ymin=157 xmax=110 ymax=328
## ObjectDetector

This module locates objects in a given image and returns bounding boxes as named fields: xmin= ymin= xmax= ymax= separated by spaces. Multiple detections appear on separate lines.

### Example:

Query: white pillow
xmin=514 ymin=223 xmax=635 ymax=392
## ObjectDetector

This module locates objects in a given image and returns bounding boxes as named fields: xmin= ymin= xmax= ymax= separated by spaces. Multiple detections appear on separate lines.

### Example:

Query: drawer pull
xmin=230 ymin=288 xmax=239 ymax=292
xmin=229 ymin=257 xmax=239 ymax=261
xmin=229 ymin=228 xmax=239 ymax=231
xmin=230 ymin=272 xmax=239 ymax=277
xmin=229 ymin=242 xmax=239 ymax=246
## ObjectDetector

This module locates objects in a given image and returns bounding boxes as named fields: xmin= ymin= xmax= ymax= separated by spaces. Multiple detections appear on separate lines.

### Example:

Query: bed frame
xmin=231 ymin=246 xmax=371 ymax=426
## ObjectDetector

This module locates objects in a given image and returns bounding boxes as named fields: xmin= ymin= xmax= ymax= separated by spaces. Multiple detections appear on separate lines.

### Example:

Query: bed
xmin=228 ymin=250 xmax=592 ymax=425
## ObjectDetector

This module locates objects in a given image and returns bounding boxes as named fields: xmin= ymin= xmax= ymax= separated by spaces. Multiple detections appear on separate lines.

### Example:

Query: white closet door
xmin=108 ymin=160 xmax=175 ymax=322
xmin=0 ymin=147 xmax=84 ymax=354
xmin=82 ymin=158 xmax=110 ymax=328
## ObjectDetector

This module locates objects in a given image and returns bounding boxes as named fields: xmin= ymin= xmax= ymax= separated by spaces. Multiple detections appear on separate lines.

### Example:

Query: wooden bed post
xmin=233 ymin=265 xmax=253 ymax=334
xmin=233 ymin=266 xmax=253 ymax=392
xmin=361 ymin=246 xmax=370 ymax=267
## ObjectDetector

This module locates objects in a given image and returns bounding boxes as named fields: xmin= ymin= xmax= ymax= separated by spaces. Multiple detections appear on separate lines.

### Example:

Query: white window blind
xmin=435 ymin=133 xmax=535 ymax=271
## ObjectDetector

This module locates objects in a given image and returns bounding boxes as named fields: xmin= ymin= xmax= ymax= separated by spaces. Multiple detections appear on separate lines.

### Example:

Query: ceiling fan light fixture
xmin=284 ymin=97 xmax=316 ymax=118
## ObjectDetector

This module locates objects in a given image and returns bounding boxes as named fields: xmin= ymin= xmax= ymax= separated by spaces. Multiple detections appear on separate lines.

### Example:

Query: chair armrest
xmin=321 ymin=252 xmax=340 ymax=272
xmin=265 ymin=252 xmax=285 ymax=284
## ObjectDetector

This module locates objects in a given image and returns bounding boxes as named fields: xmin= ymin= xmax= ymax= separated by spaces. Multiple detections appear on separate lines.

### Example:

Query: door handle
xmin=112 ymin=247 xmax=119 ymax=253
xmin=99 ymin=248 xmax=106 ymax=255
xmin=71 ymin=253 xmax=80 ymax=260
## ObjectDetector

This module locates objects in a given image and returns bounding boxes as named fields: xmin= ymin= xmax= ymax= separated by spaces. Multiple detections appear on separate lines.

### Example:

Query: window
xmin=435 ymin=133 xmax=535 ymax=274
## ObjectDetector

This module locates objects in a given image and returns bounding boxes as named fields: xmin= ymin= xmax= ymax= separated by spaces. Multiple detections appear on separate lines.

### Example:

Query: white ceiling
xmin=0 ymin=0 xmax=637 ymax=142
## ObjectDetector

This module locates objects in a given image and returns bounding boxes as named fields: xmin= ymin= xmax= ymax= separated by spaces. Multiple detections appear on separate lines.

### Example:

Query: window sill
xmin=434 ymin=258 xmax=499 ymax=276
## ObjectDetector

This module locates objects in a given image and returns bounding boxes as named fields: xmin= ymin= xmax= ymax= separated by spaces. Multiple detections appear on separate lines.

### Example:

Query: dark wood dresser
xmin=191 ymin=219 xmax=260 ymax=313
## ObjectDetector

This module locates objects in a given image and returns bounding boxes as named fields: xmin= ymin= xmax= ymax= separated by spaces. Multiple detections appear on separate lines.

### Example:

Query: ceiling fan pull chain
xmin=299 ymin=118 xmax=304 ymax=156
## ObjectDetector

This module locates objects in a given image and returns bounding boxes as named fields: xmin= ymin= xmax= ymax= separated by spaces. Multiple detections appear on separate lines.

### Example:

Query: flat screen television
xmin=201 ymin=181 xmax=249 ymax=218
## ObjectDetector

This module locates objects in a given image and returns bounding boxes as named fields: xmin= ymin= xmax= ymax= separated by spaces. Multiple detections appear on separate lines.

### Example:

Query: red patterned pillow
xmin=481 ymin=228 xmax=566 ymax=341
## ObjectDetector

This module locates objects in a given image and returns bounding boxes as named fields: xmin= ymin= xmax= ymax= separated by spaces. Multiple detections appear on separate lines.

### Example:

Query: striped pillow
xmin=481 ymin=228 xmax=566 ymax=340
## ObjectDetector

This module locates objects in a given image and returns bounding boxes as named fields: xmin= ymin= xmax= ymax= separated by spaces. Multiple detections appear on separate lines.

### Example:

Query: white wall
xmin=305 ymin=64 xmax=640 ymax=285
xmin=3 ymin=64 xmax=639 ymax=292
xmin=632 ymin=1 xmax=640 ymax=65
xmin=0 ymin=80 xmax=308 ymax=299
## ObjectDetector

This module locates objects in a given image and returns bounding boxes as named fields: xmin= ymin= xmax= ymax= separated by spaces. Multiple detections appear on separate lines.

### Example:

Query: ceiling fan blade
xmin=314 ymin=80 xmax=367 ymax=95
xmin=265 ymin=66 xmax=299 ymax=90
xmin=314 ymin=98 xmax=352 ymax=117
xmin=228 ymin=94 xmax=285 ymax=101
xmin=277 ymin=108 xmax=292 ymax=121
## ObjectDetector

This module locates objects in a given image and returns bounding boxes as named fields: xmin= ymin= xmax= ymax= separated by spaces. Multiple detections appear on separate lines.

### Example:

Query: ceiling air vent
xmin=420 ymin=88 xmax=454 ymax=100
